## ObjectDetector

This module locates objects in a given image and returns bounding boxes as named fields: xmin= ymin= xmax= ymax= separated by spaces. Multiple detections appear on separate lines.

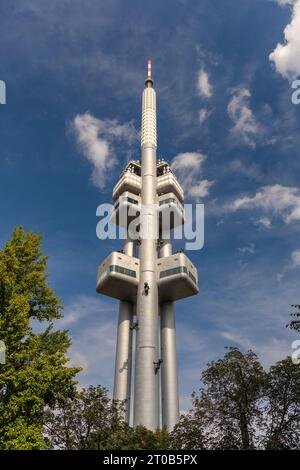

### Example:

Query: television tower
xmin=96 ymin=61 xmax=199 ymax=431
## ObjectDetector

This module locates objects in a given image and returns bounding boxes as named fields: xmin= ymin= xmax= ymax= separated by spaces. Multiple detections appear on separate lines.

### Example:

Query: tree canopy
xmin=0 ymin=227 xmax=80 ymax=449
xmin=289 ymin=304 xmax=300 ymax=333
xmin=0 ymin=227 xmax=299 ymax=450
xmin=44 ymin=349 xmax=300 ymax=451
xmin=44 ymin=385 xmax=170 ymax=450
xmin=172 ymin=348 xmax=266 ymax=449
xmin=171 ymin=349 xmax=300 ymax=450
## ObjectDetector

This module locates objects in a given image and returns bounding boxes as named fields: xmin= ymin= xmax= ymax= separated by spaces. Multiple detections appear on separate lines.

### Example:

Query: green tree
xmin=44 ymin=385 xmax=126 ymax=449
xmin=262 ymin=357 xmax=300 ymax=450
xmin=45 ymin=385 xmax=171 ymax=450
xmin=171 ymin=411 xmax=207 ymax=450
xmin=173 ymin=348 xmax=266 ymax=450
xmin=111 ymin=425 xmax=171 ymax=450
xmin=288 ymin=304 xmax=300 ymax=333
xmin=0 ymin=227 xmax=80 ymax=449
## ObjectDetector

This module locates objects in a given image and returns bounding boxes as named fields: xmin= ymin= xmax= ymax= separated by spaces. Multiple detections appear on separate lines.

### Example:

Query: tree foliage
xmin=262 ymin=357 xmax=300 ymax=449
xmin=44 ymin=385 xmax=170 ymax=450
xmin=44 ymin=385 xmax=125 ymax=449
xmin=1 ymin=227 xmax=299 ymax=451
xmin=172 ymin=348 xmax=266 ymax=449
xmin=0 ymin=227 xmax=80 ymax=449
xmin=43 ymin=349 xmax=300 ymax=450
xmin=170 ymin=411 xmax=207 ymax=450
xmin=289 ymin=304 xmax=300 ymax=333
xmin=172 ymin=349 xmax=300 ymax=450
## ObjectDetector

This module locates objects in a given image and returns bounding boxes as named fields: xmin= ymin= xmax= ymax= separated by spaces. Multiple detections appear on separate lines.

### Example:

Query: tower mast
xmin=96 ymin=61 xmax=199 ymax=431
xmin=133 ymin=60 xmax=160 ymax=430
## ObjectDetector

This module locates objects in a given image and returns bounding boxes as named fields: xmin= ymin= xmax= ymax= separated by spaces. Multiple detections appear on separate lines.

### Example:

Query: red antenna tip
xmin=147 ymin=59 xmax=152 ymax=79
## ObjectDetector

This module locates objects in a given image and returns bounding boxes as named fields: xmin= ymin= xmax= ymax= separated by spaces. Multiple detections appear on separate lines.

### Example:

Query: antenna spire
xmin=145 ymin=59 xmax=153 ymax=87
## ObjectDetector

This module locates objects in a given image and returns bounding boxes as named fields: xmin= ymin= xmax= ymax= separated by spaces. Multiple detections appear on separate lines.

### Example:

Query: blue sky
xmin=1 ymin=0 xmax=300 ymax=411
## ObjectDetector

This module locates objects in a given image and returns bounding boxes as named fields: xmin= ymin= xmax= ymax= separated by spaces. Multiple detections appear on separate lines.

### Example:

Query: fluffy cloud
xmin=228 ymin=159 xmax=261 ymax=180
xmin=171 ymin=152 xmax=214 ymax=199
xmin=238 ymin=243 xmax=256 ymax=255
xmin=220 ymin=330 xmax=292 ymax=368
xmin=55 ymin=295 xmax=116 ymax=388
xmin=73 ymin=113 xmax=138 ymax=189
xmin=255 ymin=217 xmax=272 ymax=229
xmin=227 ymin=88 xmax=261 ymax=148
xmin=291 ymin=249 xmax=300 ymax=267
xmin=199 ymin=108 xmax=210 ymax=126
xmin=270 ymin=0 xmax=300 ymax=80
xmin=57 ymin=295 xmax=114 ymax=328
xmin=197 ymin=67 xmax=213 ymax=98
xmin=69 ymin=321 xmax=116 ymax=386
xmin=188 ymin=179 xmax=213 ymax=198
xmin=172 ymin=152 xmax=207 ymax=172
xmin=277 ymin=248 xmax=300 ymax=282
xmin=231 ymin=184 xmax=300 ymax=224
xmin=276 ymin=0 xmax=296 ymax=4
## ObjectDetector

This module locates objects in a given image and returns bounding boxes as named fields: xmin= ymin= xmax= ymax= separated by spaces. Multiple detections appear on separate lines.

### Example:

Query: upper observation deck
xmin=111 ymin=190 xmax=184 ymax=229
xmin=156 ymin=160 xmax=184 ymax=202
xmin=112 ymin=159 xmax=184 ymax=202
xmin=113 ymin=161 xmax=141 ymax=201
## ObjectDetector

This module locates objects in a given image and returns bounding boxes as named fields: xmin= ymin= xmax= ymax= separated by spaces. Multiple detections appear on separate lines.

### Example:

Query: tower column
xmin=97 ymin=60 xmax=199 ymax=433
xmin=160 ymin=239 xmax=180 ymax=430
xmin=113 ymin=237 xmax=135 ymax=423
xmin=133 ymin=69 xmax=160 ymax=431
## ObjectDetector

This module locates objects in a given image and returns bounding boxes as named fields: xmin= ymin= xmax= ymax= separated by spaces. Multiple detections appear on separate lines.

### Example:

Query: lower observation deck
xmin=157 ymin=252 xmax=198 ymax=302
xmin=96 ymin=251 xmax=198 ymax=303
xmin=96 ymin=251 xmax=139 ymax=302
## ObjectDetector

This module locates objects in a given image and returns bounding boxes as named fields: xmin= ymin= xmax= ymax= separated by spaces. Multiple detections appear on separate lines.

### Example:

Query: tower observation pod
xmin=96 ymin=61 xmax=199 ymax=431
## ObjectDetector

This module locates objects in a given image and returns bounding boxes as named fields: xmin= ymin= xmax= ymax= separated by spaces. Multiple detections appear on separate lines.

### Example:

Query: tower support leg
xmin=113 ymin=238 xmax=135 ymax=423
xmin=113 ymin=301 xmax=133 ymax=423
xmin=159 ymin=237 xmax=179 ymax=430
xmin=160 ymin=301 xmax=179 ymax=430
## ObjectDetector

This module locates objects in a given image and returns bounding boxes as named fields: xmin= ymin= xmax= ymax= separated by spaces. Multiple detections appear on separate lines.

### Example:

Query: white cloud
xmin=228 ymin=159 xmax=261 ymax=180
xmin=276 ymin=248 xmax=300 ymax=282
xmin=199 ymin=108 xmax=210 ymax=126
xmin=197 ymin=67 xmax=213 ymax=98
xmin=227 ymin=88 xmax=261 ymax=148
xmin=220 ymin=330 xmax=291 ymax=368
xmin=73 ymin=113 xmax=137 ymax=189
xmin=69 ymin=321 xmax=116 ymax=385
xmin=276 ymin=0 xmax=296 ymax=4
xmin=172 ymin=152 xmax=206 ymax=173
xmin=171 ymin=152 xmax=214 ymax=200
xmin=238 ymin=243 xmax=256 ymax=255
xmin=255 ymin=217 xmax=272 ymax=229
xmin=188 ymin=179 xmax=213 ymax=198
xmin=270 ymin=0 xmax=300 ymax=80
xmin=231 ymin=184 xmax=300 ymax=224
xmin=69 ymin=351 xmax=90 ymax=373
xmin=291 ymin=249 xmax=300 ymax=267
xmin=57 ymin=295 xmax=114 ymax=328
xmin=56 ymin=294 xmax=117 ymax=388
xmin=277 ymin=273 xmax=284 ymax=284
